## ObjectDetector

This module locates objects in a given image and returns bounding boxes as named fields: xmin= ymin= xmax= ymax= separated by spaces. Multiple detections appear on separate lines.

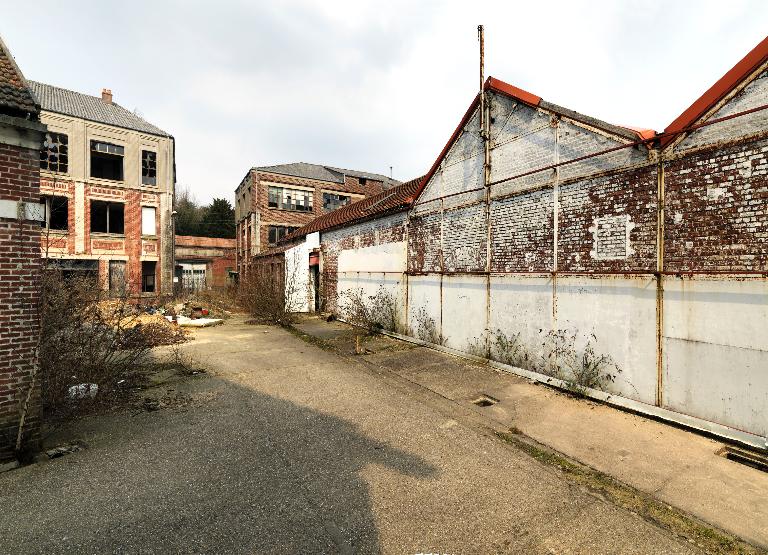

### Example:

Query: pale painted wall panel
xmin=556 ymin=276 xmax=658 ymax=404
xmin=338 ymin=241 xmax=406 ymax=274
xmin=488 ymin=275 xmax=554 ymax=362
xmin=441 ymin=275 xmax=487 ymax=351
xmin=663 ymin=277 xmax=768 ymax=437
xmin=407 ymin=276 xmax=442 ymax=342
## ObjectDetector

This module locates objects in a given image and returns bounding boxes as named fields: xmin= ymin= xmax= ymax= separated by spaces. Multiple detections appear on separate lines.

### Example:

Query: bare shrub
xmin=339 ymin=286 xmax=403 ymax=335
xmin=237 ymin=268 xmax=293 ymax=325
xmin=414 ymin=307 xmax=444 ymax=345
xmin=490 ymin=329 xmax=530 ymax=368
xmin=37 ymin=271 xmax=159 ymax=422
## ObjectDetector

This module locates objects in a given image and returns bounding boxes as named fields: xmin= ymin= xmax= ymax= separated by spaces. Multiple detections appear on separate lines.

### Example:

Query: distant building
xmin=175 ymin=235 xmax=236 ymax=290
xmin=29 ymin=81 xmax=175 ymax=295
xmin=234 ymin=162 xmax=399 ymax=273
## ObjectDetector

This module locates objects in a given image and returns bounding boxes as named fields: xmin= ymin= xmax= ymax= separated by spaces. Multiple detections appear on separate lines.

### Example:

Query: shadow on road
xmin=0 ymin=376 xmax=438 ymax=554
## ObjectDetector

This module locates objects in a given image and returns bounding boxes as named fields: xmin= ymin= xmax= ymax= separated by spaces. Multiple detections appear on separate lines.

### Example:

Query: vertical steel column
xmin=655 ymin=158 xmax=666 ymax=407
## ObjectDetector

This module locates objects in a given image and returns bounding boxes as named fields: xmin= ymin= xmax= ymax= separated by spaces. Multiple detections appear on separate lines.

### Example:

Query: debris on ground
xmin=45 ymin=441 xmax=86 ymax=459
xmin=67 ymin=383 xmax=99 ymax=399
xmin=173 ymin=316 xmax=223 ymax=328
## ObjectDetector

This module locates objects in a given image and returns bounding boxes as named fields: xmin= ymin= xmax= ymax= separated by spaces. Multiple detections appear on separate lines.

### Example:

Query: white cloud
xmin=3 ymin=0 xmax=767 ymax=202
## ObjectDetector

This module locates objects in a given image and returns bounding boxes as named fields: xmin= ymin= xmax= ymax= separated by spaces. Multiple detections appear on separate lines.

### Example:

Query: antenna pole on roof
xmin=390 ymin=165 xmax=393 ymax=179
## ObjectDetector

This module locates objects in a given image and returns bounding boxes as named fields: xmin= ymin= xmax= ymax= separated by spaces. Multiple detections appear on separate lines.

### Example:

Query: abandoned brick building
xmin=254 ymin=36 xmax=768 ymax=450
xmin=175 ymin=235 xmax=236 ymax=290
xmin=29 ymin=81 xmax=175 ymax=295
xmin=0 ymin=37 xmax=46 ymax=462
xmin=234 ymin=162 xmax=400 ymax=273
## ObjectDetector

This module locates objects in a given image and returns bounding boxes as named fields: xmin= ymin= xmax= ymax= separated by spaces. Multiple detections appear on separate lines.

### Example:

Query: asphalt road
xmin=0 ymin=318 xmax=701 ymax=554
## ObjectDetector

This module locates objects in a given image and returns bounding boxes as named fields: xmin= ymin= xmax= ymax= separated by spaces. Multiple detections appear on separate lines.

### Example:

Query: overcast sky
xmin=4 ymin=1 xmax=767 ymax=203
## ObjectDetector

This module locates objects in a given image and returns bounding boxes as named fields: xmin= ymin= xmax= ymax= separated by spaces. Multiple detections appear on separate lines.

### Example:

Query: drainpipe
xmin=479 ymin=25 xmax=493 ymax=357
xmin=655 ymin=153 xmax=665 ymax=407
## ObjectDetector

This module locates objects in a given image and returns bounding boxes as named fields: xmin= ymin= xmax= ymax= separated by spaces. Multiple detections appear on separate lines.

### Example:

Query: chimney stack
xmin=101 ymin=88 xmax=113 ymax=104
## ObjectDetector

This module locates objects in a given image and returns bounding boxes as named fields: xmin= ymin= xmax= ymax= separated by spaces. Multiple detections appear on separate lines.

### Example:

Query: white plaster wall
xmin=663 ymin=277 xmax=768 ymax=437
xmin=285 ymin=240 xmax=310 ymax=313
xmin=407 ymin=276 xmax=442 ymax=341
xmin=338 ymin=241 xmax=406 ymax=273
xmin=440 ymin=275 xmax=488 ymax=351
xmin=488 ymin=275 xmax=554 ymax=360
xmin=556 ymin=276 xmax=658 ymax=404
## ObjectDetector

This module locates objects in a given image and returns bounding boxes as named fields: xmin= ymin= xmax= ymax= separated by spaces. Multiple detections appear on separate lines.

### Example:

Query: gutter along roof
xmin=662 ymin=35 xmax=768 ymax=146
xmin=409 ymin=76 xmax=656 ymax=204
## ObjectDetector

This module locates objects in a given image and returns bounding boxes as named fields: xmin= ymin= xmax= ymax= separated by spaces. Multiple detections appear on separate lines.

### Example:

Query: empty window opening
xmin=472 ymin=395 xmax=499 ymax=407
xmin=141 ymin=206 xmax=156 ymax=236
xmin=359 ymin=177 xmax=367 ymax=185
xmin=90 ymin=140 xmax=124 ymax=181
xmin=90 ymin=200 xmax=125 ymax=234
xmin=323 ymin=192 xmax=351 ymax=213
xmin=717 ymin=446 xmax=768 ymax=473
xmin=141 ymin=150 xmax=157 ymax=185
xmin=268 ymin=186 xmax=313 ymax=212
xmin=142 ymin=261 xmax=157 ymax=293
xmin=40 ymin=132 xmax=68 ymax=173
xmin=40 ymin=195 xmax=69 ymax=231
xmin=268 ymin=225 xmax=298 ymax=245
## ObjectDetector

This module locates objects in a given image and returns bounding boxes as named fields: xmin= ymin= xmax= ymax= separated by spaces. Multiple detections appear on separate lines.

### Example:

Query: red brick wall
xmin=0 ymin=141 xmax=42 ymax=462
xmin=664 ymin=137 xmax=768 ymax=271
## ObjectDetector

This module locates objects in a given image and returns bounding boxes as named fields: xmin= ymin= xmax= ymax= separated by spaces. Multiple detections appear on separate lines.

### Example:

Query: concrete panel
xmin=488 ymin=275 xmax=554 ymax=364
xmin=663 ymin=277 xmax=768 ymax=437
xmin=556 ymin=276 xmax=658 ymax=404
xmin=285 ymin=241 xmax=310 ymax=313
xmin=441 ymin=275 xmax=487 ymax=352
xmin=407 ymin=275 xmax=442 ymax=342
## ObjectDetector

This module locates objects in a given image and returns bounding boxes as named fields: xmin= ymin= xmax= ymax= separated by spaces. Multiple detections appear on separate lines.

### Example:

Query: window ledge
xmin=141 ymin=235 xmax=158 ymax=240
xmin=43 ymin=229 xmax=69 ymax=235
xmin=90 ymin=232 xmax=125 ymax=239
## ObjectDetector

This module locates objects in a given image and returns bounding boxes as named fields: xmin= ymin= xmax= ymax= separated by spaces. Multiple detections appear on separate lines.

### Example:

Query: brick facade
xmin=235 ymin=166 xmax=391 ymax=273
xmin=0 ymin=138 xmax=44 ymax=462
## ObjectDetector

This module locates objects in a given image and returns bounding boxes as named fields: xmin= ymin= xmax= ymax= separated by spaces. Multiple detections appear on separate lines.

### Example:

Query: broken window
xmin=90 ymin=140 xmax=124 ymax=181
xmin=142 ymin=261 xmax=156 ymax=293
xmin=141 ymin=150 xmax=157 ymax=185
xmin=40 ymin=195 xmax=69 ymax=231
xmin=267 ymin=186 xmax=313 ymax=212
xmin=267 ymin=225 xmax=299 ymax=244
xmin=90 ymin=200 xmax=125 ymax=234
xmin=322 ymin=192 xmax=351 ymax=213
xmin=40 ymin=132 xmax=68 ymax=173
xmin=141 ymin=206 xmax=156 ymax=236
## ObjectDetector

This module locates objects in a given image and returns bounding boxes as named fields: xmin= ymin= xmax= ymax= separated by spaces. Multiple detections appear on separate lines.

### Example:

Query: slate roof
xmin=255 ymin=162 xmax=401 ymax=189
xmin=282 ymin=175 xmax=423 ymax=242
xmin=0 ymin=35 xmax=38 ymax=118
xmin=28 ymin=81 xmax=169 ymax=137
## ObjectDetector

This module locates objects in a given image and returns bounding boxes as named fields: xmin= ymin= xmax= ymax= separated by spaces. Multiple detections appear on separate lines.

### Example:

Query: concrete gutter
xmin=374 ymin=327 xmax=768 ymax=452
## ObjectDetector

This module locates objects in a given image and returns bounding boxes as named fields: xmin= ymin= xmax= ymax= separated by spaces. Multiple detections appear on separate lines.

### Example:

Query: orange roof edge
xmin=486 ymin=77 xmax=542 ymax=107
xmin=617 ymin=125 xmax=657 ymax=141
xmin=663 ymin=35 xmax=768 ymax=143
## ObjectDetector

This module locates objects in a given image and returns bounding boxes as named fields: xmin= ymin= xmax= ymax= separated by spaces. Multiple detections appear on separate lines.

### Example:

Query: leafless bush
xmin=237 ymin=256 xmax=303 ymax=325
xmin=37 ymin=271 xmax=157 ymax=422
xmin=490 ymin=329 xmax=530 ymax=368
xmin=339 ymin=286 xmax=403 ymax=335
xmin=414 ymin=307 xmax=444 ymax=345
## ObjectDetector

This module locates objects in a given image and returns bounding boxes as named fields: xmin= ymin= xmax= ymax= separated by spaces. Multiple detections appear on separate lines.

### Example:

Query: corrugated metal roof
xmin=282 ymin=175 xmax=423 ymax=241
xmin=29 ymin=81 xmax=169 ymax=137
xmin=0 ymin=35 xmax=38 ymax=118
xmin=255 ymin=162 xmax=401 ymax=189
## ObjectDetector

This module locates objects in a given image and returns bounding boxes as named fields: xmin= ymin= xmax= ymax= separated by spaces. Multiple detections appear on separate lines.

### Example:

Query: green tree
xmin=174 ymin=185 xmax=204 ymax=236
xmin=198 ymin=197 xmax=236 ymax=238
